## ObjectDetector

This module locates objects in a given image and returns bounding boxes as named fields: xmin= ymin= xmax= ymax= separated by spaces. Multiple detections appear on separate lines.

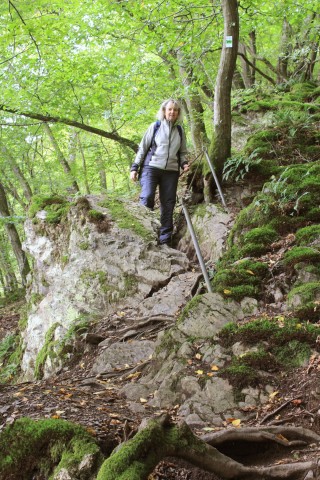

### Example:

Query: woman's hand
xmin=183 ymin=164 xmax=189 ymax=173
xmin=130 ymin=171 xmax=138 ymax=182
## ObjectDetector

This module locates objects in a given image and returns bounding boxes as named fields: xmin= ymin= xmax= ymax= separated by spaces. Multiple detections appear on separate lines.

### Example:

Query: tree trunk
xmin=77 ymin=135 xmax=91 ymax=194
xmin=249 ymin=30 xmax=257 ymax=85
xmin=177 ymin=51 xmax=209 ymax=156
xmin=277 ymin=18 xmax=292 ymax=83
xmin=209 ymin=0 xmax=239 ymax=185
xmin=238 ymin=43 xmax=253 ymax=88
xmin=0 ymin=183 xmax=30 ymax=286
xmin=0 ymin=237 xmax=18 ymax=293
xmin=43 ymin=123 xmax=80 ymax=193
xmin=0 ymin=143 xmax=33 ymax=201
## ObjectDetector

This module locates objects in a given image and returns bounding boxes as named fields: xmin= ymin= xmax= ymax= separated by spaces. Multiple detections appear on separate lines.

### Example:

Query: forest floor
xmin=1 ymin=297 xmax=320 ymax=480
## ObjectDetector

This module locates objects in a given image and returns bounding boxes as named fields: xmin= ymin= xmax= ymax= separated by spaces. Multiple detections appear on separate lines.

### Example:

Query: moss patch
xmin=0 ymin=334 xmax=23 ymax=383
xmin=34 ymin=323 xmax=60 ymax=380
xmin=0 ymin=417 xmax=102 ymax=480
xmin=212 ymin=260 xmax=269 ymax=301
xmin=99 ymin=198 xmax=154 ymax=241
xmin=28 ymin=194 xmax=71 ymax=224
xmin=287 ymin=282 xmax=320 ymax=320
xmin=283 ymin=247 xmax=320 ymax=268
xmin=218 ymin=316 xmax=319 ymax=389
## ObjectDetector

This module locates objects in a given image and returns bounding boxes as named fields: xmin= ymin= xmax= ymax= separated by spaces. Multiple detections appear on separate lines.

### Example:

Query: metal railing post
xmin=203 ymin=148 xmax=227 ymax=209
xmin=181 ymin=199 xmax=212 ymax=293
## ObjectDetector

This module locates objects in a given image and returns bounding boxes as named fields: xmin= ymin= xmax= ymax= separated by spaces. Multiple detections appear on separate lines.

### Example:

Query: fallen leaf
xmin=231 ymin=419 xmax=241 ymax=427
xmin=269 ymin=391 xmax=279 ymax=400
xmin=195 ymin=370 xmax=204 ymax=375
xmin=223 ymin=289 xmax=231 ymax=295
xmin=140 ymin=398 xmax=148 ymax=403
xmin=276 ymin=433 xmax=288 ymax=443
xmin=126 ymin=371 xmax=141 ymax=380
xmin=211 ymin=365 xmax=219 ymax=371
xmin=195 ymin=353 xmax=202 ymax=360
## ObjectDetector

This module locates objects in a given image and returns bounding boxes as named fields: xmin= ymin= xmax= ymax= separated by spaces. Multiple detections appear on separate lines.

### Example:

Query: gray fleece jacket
xmin=131 ymin=119 xmax=188 ymax=172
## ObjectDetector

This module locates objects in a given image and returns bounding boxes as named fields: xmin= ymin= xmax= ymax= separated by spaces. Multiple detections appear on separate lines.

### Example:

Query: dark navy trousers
xmin=139 ymin=166 xmax=179 ymax=244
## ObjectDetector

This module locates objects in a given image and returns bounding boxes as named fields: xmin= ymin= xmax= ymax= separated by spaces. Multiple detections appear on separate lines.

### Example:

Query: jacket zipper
xmin=165 ymin=122 xmax=172 ymax=169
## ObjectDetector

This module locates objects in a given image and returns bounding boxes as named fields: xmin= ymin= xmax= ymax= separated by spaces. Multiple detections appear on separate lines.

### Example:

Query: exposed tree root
xmin=1 ymin=415 xmax=319 ymax=479
xmin=97 ymin=415 xmax=320 ymax=480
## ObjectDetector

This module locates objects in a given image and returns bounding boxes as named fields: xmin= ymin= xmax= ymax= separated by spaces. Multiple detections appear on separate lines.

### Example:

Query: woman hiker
xmin=130 ymin=99 xmax=189 ymax=246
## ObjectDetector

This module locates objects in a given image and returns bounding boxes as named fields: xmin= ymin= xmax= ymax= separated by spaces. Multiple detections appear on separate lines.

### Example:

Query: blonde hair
xmin=156 ymin=99 xmax=184 ymax=122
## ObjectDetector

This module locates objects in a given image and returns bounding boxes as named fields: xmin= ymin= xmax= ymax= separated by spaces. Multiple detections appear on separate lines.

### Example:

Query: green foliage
xmin=223 ymin=151 xmax=262 ymax=181
xmin=0 ymin=289 xmax=25 ymax=308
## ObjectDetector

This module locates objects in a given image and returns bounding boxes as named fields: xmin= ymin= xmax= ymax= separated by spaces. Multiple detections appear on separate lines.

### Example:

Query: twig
xmin=259 ymin=396 xmax=303 ymax=424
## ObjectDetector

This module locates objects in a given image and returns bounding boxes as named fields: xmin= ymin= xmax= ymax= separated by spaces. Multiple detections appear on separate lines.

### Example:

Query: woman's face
xmin=164 ymin=102 xmax=179 ymax=122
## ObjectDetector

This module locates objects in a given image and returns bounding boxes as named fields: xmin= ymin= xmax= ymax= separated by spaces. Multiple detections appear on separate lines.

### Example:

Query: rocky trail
xmin=1 ymin=295 xmax=320 ymax=479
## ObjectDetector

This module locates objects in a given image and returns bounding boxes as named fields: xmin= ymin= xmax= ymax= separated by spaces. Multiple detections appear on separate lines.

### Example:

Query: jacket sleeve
xmin=178 ymin=127 xmax=188 ymax=168
xmin=130 ymin=123 xmax=155 ymax=172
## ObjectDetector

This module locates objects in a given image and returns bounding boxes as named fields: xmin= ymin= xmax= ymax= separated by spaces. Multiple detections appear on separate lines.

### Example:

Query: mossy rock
xmin=220 ymin=364 xmax=259 ymax=389
xmin=0 ymin=417 xmax=102 ymax=479
xmin=244 ymin=130 xmax=280 ymax=156
xmin=0 ymin=334 xmax=22 ymax=383
xmin=283 ymin=247 xmax=320 ymax=268
xmin=99 ymin=198 xmax=154 ymax=241
xmin=217 ymin=317 xmax=319 ymax=388
xmin=296 ymin=225 xmax=320 ymax=246
xmin=212 ymin=260 xmax=269 ymax=301
xmin=287 ymin=282 xmax=320 ymax=321
xmin=237 ymin=226 xmax=278 ymax=257
xmin=218 ymin=317 xmax=319 ymax=349
xmin=286 ymin=82 xmax=319 ymax=102
xmin=28 ymin=194 xmax=71 ymax=224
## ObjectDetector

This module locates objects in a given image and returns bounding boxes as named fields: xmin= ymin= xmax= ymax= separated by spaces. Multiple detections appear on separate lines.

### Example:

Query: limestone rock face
xmin=178 ymin=204 xmax=233 ymax=263
xmin=21 ymin=196 xmax=190 ymax=380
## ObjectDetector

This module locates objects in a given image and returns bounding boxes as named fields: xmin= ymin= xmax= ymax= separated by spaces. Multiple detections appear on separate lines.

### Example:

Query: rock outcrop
xmin=21 ymin=196 xmax=194 ymax=380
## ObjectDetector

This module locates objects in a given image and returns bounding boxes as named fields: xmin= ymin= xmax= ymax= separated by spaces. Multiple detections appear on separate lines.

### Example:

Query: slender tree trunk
xmin=238 ymin=43 xmax=253 ymax=88
xmin=249 ymin=30 xmax=256 ymax=85
xmin=0 ymin=239 xmax=18 ymax=293
xmin=177 ymin=51 xmax=209 ymax=155
xmin=0 ymin=183 xmax=30 ymax=286
xmin=77 ymin=136 xmax=91 ymax=194
xmin=209 ymin=0 xmax=239 ymax=184
xmin=277 ymin=18 xmax=292 ymax=83
xmin=42 ymin=123 xmax=80 ymax=193
xmin=0 ymin=142 xmax=33 ymax=201
xmin=0 ymin=173 xmax=27 ymax=208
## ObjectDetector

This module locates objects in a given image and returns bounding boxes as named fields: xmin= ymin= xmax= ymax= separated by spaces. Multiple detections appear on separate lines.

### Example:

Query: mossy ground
xmin=218 ymin=316 xmax=320 ymax=389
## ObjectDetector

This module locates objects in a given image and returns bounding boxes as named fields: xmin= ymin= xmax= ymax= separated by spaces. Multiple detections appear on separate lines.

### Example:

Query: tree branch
xmin=0 ymin=105 xmax=138 ymax=152
xmin=237 ymin=52 xmax=276 ymax=85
